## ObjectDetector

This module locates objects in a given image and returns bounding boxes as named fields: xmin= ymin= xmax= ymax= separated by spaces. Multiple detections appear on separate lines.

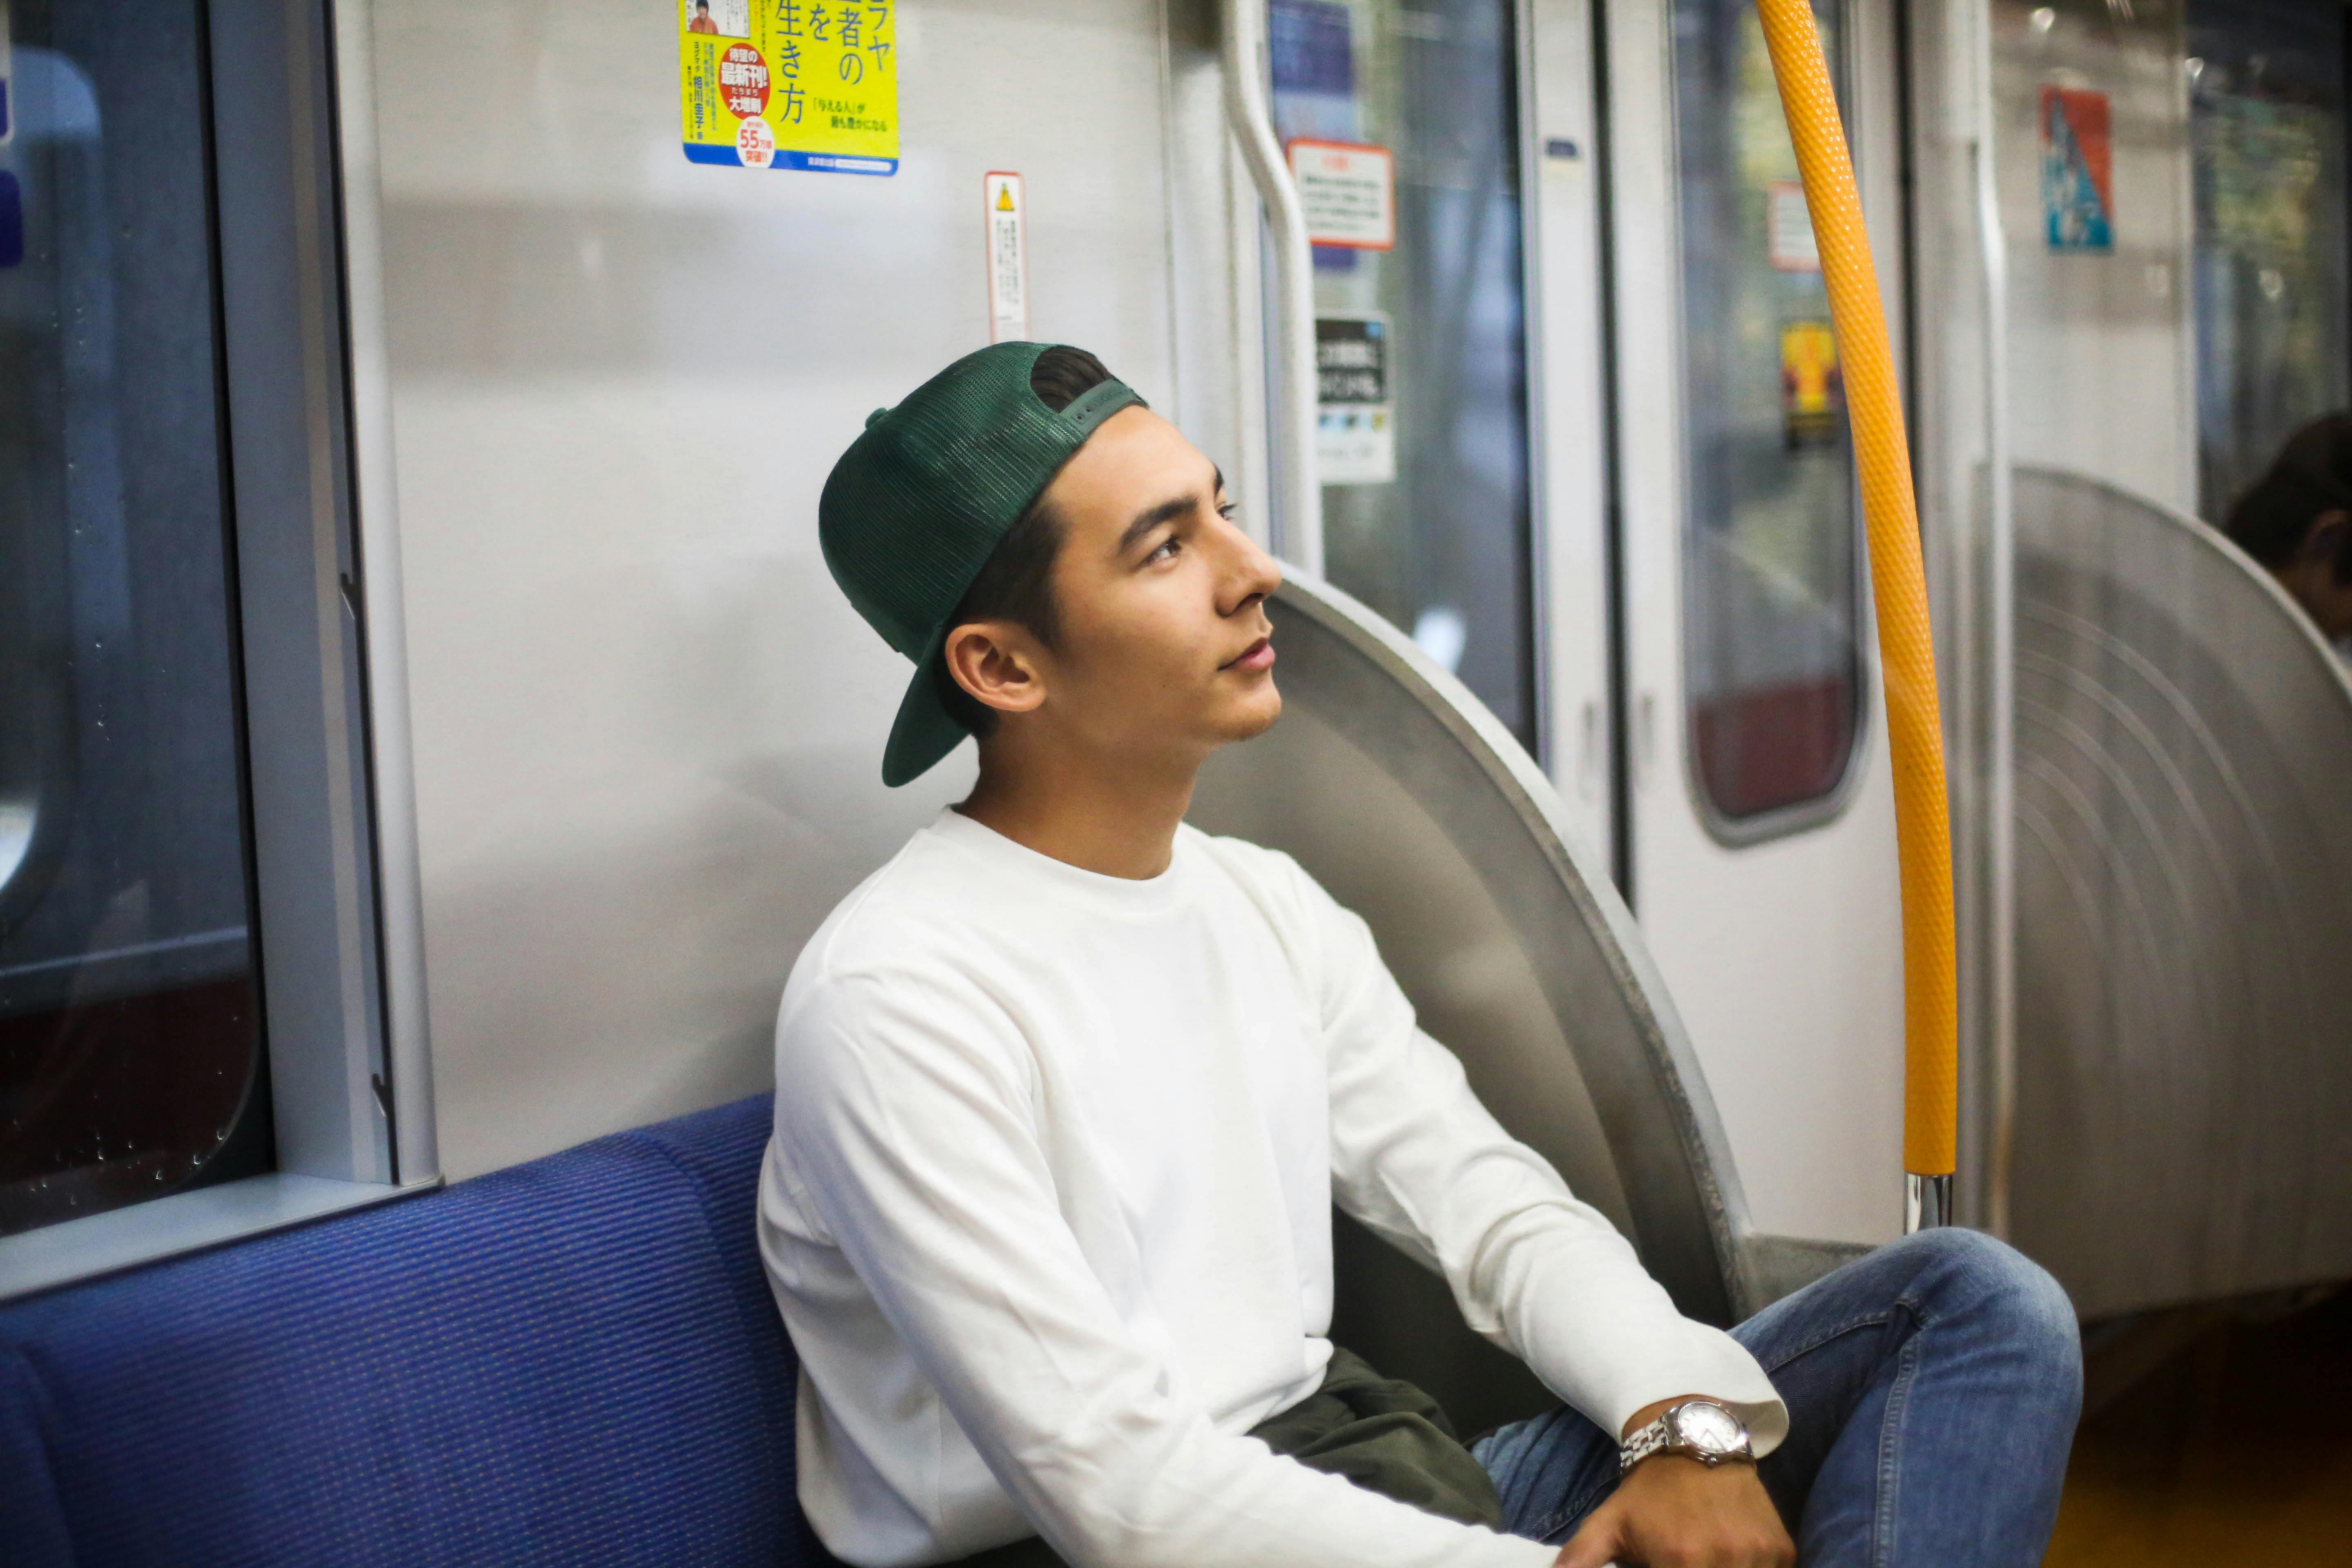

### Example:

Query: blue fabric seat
xmin=0 ymin=1094 xmax=843 ymax=1567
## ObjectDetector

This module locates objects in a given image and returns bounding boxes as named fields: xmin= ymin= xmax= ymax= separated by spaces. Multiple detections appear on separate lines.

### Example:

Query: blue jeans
xmin=1470 ymin=1229 xmax=2082 ymax=1567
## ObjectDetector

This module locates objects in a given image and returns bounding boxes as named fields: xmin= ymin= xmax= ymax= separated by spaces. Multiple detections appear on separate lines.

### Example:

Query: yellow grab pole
xmin=1752 ymin=0 xmax=1957 ymax=1227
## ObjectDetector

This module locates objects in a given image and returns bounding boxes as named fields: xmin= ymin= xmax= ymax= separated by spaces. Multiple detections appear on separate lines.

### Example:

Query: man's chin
xmin=1216 ymin=687 xmax=1283 ymax=744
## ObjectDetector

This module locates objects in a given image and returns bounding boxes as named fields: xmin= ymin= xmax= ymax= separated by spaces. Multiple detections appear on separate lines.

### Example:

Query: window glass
xmin=2186 ymin=0 xmax=2349 ymax=520
xmin=1671 ymin=0 xmax=1864 ymax=827
xmin=1272 ymin=0 xmax=1537 ymax=749
xmin=0 ymin=0 xmax=269 ymax=1236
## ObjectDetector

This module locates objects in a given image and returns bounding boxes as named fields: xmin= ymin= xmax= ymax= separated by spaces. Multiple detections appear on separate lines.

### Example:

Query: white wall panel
xmin=350 ymin=0 xmax=1214 ymax=1177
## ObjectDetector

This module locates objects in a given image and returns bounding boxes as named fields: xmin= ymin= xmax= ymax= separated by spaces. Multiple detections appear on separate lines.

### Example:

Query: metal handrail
xmin=1219 ymin=0 xmax=1324 ymax=575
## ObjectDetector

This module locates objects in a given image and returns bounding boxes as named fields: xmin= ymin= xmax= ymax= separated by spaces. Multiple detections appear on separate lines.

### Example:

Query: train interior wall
xmin=359 ymin=0 xmax=1255 ymax=1179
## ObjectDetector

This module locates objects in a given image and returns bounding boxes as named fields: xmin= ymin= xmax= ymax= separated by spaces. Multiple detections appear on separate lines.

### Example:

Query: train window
xmin=2187 ymin=0 xmax=2350 ymax=520
xmin=0 ymin=2 xmax=273 ymax=1237
xmin=0 ymin=0 xmax=406 ymax=1292
xmin=1670 ymin=0 xmax=1866 ymax=831
xmin=1271 ymin=0 xmax=1538 ymax=750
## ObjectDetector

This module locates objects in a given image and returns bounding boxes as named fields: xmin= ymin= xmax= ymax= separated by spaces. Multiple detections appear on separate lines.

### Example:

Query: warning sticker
xmin=679 ymin=0 xmax=898 ymax=176
xmin=984 ymin=172 xmax=1028 ymax=343
xmin=1317 ymin=314 xmax=1395 ymax=486
xmin=1766 ymin=181 xmax=1818 ymax=272
xmin=1288 ymin=139 xmax=1394 ymax=251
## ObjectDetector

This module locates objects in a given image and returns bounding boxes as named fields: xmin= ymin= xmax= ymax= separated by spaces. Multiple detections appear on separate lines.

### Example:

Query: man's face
xmin=1027 ymin=407 xmax=1283 ymax=762
xmin=2278 ymin=510 xmax=2352 ymax=641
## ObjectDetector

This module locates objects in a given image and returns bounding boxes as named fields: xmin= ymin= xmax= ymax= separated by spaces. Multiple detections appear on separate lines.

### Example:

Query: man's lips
xmin=1223 ymin=635 xmax=1276 ymax=673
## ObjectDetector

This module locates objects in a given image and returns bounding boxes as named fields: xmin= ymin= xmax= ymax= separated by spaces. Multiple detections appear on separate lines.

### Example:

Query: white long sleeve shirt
xmin=757 ymin=808 xmax=1784 ymax=1568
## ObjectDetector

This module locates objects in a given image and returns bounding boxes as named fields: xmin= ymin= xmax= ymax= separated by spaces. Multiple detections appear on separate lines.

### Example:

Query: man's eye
xmin=1148 ymin=537 xmax=1183 ymax=563
xmin=1216 ymin=501 xmax=1238 ymax=521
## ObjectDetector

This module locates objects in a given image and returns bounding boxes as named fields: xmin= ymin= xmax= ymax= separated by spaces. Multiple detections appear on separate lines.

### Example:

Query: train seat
xmin=0 ymin=575 xmax=1801 ymax=1566
xmin=0 ymin=1094 xmax=841 ymax=1568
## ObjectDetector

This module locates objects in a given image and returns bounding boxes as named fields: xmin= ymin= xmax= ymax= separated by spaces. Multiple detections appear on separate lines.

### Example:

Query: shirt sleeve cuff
xmin=1588 ymin=1327 xmax=1791 ymax=1459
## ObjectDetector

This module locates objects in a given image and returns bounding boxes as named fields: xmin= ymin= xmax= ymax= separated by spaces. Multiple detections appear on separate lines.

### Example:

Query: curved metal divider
xmin=2010 ymin=466 xmax=2352 ymax=1319
xmin=1191 ymin=575 xmax=1763 ymax=1435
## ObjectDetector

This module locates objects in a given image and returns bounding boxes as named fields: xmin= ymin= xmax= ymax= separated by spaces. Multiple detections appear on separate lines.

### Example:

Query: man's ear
xmin=943 ymin=621 xmax=1048 ymax=717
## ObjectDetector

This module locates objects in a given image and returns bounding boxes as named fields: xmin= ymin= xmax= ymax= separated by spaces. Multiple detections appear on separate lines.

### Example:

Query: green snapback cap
xmin=820 ymin=341 xmax=1145 ymax=786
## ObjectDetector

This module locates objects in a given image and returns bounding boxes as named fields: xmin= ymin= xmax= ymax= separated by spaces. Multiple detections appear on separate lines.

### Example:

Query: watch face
xmin=1673 ymin=1402 xmax=1745 ymax=1454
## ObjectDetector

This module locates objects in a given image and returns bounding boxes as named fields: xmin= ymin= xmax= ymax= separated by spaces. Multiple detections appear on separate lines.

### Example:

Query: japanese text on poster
xmin=1317 ymin=314 xmax=1394 ymax=486
xmin=679 ymin=0 xmax=898 ymax=176
xmin=1288 ymin=139 xmax=1394 ymax=251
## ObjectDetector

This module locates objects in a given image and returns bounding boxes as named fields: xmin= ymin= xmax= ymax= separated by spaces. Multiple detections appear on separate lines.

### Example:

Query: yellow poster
xmin=1779 ymin=319 xmax=1842 ymax=449
xmin=679 ymin=0 xmax=898 ymax=175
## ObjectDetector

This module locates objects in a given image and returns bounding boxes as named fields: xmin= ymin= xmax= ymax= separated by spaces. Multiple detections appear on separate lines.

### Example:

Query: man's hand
xmin=1552 ymin=1400 xmax=1794 ymax=1568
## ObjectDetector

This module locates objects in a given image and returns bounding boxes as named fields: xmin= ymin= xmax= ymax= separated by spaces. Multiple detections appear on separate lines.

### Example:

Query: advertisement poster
xmin=1779 ymin=319 xmax=1841 ymax=449
xmin=1766 ymin=181 xmax=1818 ymax=272
xmin=2040 ymin=85 xmax=2113 ymax=251
xmin=679 ymin=0 xmax=898 ymax=175
xmin=1288 ymin=139 xmax=1395 ymax=250
xmin=1316 ymin=314 xmax=1395 ymax=486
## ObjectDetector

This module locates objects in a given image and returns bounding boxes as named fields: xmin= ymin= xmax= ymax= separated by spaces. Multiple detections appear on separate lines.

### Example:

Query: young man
xmin=759 ymin=343 xmax=2081 ymax=1568
xmin=2225 ymin=412 xmax=2352 ymax=648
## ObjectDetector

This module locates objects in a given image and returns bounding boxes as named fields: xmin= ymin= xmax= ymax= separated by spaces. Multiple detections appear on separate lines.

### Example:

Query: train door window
xmin=1670 ymin=0 xmax=1866 ymax=831
xmin=1270 ymin=0 xmax=1538 ymax=750
xmin=1 ymin=0 xmax=403 ymax=1290
xmin=0 ymin=1 xmax=270 ymax=1236
xmin=2186 ymin=0 xmax=2350 ymax=521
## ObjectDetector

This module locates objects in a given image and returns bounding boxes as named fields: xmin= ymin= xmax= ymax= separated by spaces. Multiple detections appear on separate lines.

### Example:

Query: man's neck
xmin=955 ymin=736 xmax=1198 ymax=881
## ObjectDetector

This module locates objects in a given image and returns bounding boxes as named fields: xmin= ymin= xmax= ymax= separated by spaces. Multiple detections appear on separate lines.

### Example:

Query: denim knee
xmin=1889 ymin=1229 xmax=2082 ymax=1391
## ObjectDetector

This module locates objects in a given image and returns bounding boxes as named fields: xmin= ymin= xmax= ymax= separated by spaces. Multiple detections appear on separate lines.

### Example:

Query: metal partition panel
xmin=1191 ymin=575 xmax=1752 ymax=1434
xmin=2011 ymin=466 xmax=2352 ymax=1319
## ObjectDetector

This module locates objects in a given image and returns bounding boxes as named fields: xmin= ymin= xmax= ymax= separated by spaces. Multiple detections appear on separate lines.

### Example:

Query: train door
xmin=1257 ymin=0 xmax=1616 ymax=858
xmin=1605 ymin=0 xmax=1913 ymax=1245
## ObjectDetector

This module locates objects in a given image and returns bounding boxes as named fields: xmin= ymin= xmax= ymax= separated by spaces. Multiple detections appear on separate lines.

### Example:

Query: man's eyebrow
xmin=1118 ymin=492 xmax=1198 ymax=555
xmin=1115 ymin=467 xmax=1228 ymax=556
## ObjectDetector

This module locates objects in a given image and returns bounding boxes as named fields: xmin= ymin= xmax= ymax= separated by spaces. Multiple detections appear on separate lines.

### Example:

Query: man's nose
xmin=1212 ymin=511 xmax=1283 ymax=612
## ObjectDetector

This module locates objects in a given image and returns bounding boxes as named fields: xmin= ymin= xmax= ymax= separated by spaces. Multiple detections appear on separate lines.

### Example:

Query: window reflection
xmin=2189 ymin=0 xmax=2350 ymax=524
xmin=1673 ymin=0 xmax=1864 ymax=827
xmin=0 ymin=2 xmax=268 ymax=1236
xmin=1271 ymin=0 xmax=1537 ymax=749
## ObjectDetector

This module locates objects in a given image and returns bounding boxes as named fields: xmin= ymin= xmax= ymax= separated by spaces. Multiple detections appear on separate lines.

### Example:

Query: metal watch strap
xmin=1617 ymin=1400 xmax=1753 ymax=1472
xmin=1617 ymin=1417 xmax=1673 ymax=1472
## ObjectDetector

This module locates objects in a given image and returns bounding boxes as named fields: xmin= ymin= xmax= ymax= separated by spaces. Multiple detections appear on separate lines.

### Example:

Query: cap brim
xmin=880 ymin=622 xmax=971 ymax=788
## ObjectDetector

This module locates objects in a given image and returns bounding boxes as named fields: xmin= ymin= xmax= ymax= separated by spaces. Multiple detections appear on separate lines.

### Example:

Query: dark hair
xmin=935 ymin=345 xmax=1116 ymax=737
xmin=2225 ymin=412 xmax=2352 ymax=583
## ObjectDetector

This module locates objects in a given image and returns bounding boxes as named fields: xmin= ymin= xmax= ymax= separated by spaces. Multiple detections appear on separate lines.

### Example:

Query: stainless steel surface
xmin=1220 ymin=0 xmax=1323 ymax=572
xmin=1970 ymin=0 xmax=2017 ymax=1241
xmin=1904 ymin=1171 xmax=1953 ymax=1234
xmin=214 ymin=0 xmax=393 ymax=1185
xmin=2011 ymin=465 xmax=2352 ymax=1318
xmin=332 ymin=0 xmax=438 ymax=1186
xmin=1192 ymin=574 xmax=1759 ymax=1434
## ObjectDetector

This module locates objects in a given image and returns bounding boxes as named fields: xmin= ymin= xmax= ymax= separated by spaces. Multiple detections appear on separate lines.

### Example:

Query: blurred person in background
xmin=2225 ymin=413 xmax=2352 ymax=653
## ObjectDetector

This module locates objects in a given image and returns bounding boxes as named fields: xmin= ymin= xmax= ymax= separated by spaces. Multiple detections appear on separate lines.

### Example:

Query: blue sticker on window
xmin=0 ymin=172 xmax=21 ymax=270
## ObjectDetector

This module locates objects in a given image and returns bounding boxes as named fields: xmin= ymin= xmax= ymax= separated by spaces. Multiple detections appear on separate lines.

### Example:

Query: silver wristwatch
xmin=1618 ymin=1399 xmax=1755 ymax=1472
